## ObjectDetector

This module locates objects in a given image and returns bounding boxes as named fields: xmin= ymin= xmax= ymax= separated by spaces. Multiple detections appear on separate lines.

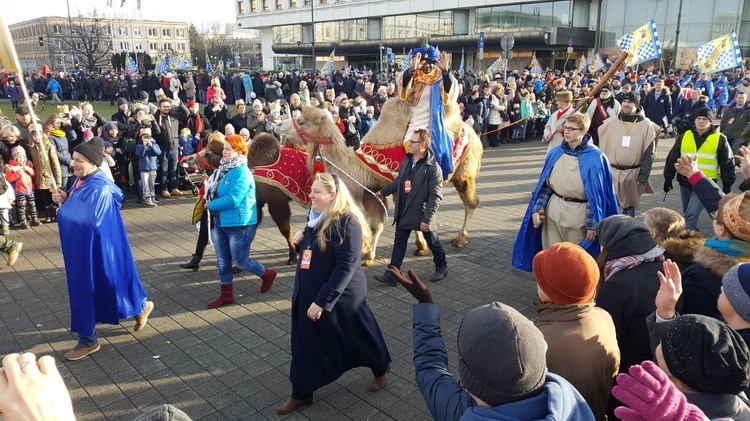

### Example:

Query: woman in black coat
xmin=277 ymin=173 xmax=391 ymax=416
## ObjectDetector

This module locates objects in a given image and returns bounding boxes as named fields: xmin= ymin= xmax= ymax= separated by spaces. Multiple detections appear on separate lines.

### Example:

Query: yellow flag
xmin=0 ymin=14 xmax=22 ymax=73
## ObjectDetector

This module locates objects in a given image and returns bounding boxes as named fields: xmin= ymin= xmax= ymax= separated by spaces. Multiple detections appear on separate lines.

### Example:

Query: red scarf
xmin=187 ymin=113 xmax=204 ymax=150
xmin=557 ymin=105 xmax=570 ymax=120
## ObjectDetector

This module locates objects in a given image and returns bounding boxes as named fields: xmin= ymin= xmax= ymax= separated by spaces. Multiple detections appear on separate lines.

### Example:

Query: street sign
xmin=501 ymin=34 xmax=515 ymax=52
xmin=567 ymin=47 xmax=573 ymax=54
xmin=505 ymin=50 xmax=513 ymax=59
xmin=479 ymin=32 xmax=485 ymax=49
xmin=568 ymin=38 xmax=573 ymax=47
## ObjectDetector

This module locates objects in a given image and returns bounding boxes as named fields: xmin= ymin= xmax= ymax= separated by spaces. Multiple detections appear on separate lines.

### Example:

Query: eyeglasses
xmin=561 ymin=126 xmax=584 ymax=132
xmin=409 ymin=139 xmax=425 ymax=143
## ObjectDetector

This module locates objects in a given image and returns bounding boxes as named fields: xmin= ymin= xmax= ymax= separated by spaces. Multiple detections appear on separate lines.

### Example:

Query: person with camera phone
xmin=135 ymin=127 xmax=161 ymax=207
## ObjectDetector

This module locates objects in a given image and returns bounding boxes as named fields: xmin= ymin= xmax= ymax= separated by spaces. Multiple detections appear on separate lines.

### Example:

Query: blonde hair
xmin=565 ymin=112 xmax=591 ymax=132
xmin=641 ymin=207 xmax=685 ymax=241
xmin=0 ymin=125 xmax=20 ymax=140
xmin=314 ymin=173 xmax=371 ymax=252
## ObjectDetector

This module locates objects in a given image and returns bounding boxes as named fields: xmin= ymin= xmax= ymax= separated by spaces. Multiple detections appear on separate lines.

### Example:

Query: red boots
xmin=208 ymin=284 xmax=235 ymax=308
xmin=260 ymin=268 xmax=277 ymax=293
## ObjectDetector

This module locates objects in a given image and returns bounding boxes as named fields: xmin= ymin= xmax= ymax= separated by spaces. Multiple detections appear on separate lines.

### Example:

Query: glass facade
xmin=476 ymin=1 xmax=571 ymax=33
xmin=602 ymin=0 xmax=748 ymax=49
xmin=382 ymin=12 xmax=454 ymax=39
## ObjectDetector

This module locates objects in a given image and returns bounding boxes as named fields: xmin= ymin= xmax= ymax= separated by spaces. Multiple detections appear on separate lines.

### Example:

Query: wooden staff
xmin=572 ymin=52 xmax=630 ymax=114
xmin=0 ymin=15 xmax=58 ymax=191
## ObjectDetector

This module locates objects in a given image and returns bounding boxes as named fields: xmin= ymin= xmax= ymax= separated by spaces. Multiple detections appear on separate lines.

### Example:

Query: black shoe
xmin=428 ymin=265 xmax=448 ymax=283
xmin=180 ymin=254 xmax=201 ymax=271
xmin=373 ymin=270 xmax=397 ymax=286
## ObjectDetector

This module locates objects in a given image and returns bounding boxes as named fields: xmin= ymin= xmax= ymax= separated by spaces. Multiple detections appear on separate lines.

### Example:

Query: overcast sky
xmin=4 ymin=0 xmax=234 ymax=28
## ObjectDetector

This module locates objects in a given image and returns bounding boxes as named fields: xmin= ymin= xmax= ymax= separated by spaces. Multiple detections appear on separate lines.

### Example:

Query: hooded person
xmin=51 ymin=136 xmax=154 ymax=361
xmin=585 ymin=83 xmax=621 ymax=147
xmin=400 ymin=44 xmax=456 ymax=180
xmin=388 ymin=266 xmax=596 ymax=421
xmin=533 ymin=242 xmax=620 ymax=420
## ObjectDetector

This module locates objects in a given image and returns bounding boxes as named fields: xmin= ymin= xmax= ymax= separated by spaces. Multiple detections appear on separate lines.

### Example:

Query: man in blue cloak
xmin=400 ymin=44 xmax=455 ymax=179
xmin=52 ymin=137 xmax=154 ymax=361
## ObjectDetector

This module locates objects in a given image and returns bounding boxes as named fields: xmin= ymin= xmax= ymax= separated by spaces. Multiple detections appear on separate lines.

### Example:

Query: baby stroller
xmin=178 ymin=160 xmax=204 ymax=196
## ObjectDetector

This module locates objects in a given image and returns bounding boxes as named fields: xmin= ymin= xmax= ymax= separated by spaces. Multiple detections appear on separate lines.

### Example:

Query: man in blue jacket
xmin=46 ymin=76 xmax=63 ymax=104
xmin=388 ymin=267 xmax=595 ymax=421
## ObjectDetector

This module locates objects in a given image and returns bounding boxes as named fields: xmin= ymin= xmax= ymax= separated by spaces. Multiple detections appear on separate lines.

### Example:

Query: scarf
xmin=307 ymin=208 xmax=327 ymax=229
xmin=80 ymin=114 xmax=97 ymax=130
xmin=203 ymin=155 xmax=248 ymax=203
xmin=50 ymin=128 xmax=66 ymax=138
xmin=187 ymin=113 xmax=204 ymax=137
xmin=703 ymin=238 xmax=750 ymax=262
xmin=604 ymin=245 xmax=666 ymax=281
xmin=406 ymin=67 xmax=442 ymax=107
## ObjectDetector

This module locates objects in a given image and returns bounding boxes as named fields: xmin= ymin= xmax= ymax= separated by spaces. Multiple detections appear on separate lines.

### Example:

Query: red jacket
xmin=5 ymin=159 xmax=35 ymax=194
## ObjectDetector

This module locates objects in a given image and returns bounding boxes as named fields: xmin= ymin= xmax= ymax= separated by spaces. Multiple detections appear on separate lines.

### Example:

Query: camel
xmin=182 ymin=134 xmax=305 ymax=265
xmin=277 ymin=98 xmax=482 ymax=266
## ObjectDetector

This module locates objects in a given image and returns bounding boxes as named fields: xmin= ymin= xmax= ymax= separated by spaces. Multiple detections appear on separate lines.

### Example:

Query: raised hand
xmin=438 ymin=51 xmax=449 ymax=73
xmin=388 ymin=266 xmax=433 ymax=303
xmin=411 ymin=52 xmax=422 ymax=73
xmin=655 ymin=259 xmax=682 ymax=320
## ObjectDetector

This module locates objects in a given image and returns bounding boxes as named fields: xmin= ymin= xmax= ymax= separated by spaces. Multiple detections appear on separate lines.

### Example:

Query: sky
xmin=4 ymin=0 xmax=235 ymax=28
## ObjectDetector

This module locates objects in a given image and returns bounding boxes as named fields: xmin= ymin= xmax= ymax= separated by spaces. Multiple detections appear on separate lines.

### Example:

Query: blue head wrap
xmin=414 ymin=45 xmax=440 ymax=63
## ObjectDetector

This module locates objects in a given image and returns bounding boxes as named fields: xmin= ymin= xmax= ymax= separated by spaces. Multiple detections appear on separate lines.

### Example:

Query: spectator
xmin=5 ymin=146 xmax=39 ymax=228
xmin=153 ymin=98 xmax=182 ymax=198
xmin=641 ymin=207 xmax=705 ymax=271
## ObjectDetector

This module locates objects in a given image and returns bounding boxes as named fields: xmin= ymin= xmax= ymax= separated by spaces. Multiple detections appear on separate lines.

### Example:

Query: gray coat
xmin=379 ymin=149 xmax=443 ymax=230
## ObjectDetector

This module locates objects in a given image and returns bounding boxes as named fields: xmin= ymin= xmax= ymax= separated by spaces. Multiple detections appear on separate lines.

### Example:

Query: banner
xmin=529 ymin=52 xmax=543 ymax=74
xmin=578 ymin=55 xmax=588 ymax=73
xmin=205 ymin=52 xmax=214 ymax=74
xmin=156 ymin=53 xmax=169 ymax=74
xmin=320 ymin=49 xmax=335 ymax=76
xmin=616 ymin=19 xmax=663 ymax=66
xmin=458 ymin=47 xmax=465 ymax=75
xmin=486 ymin=56 xmax=503 ymax=75
xmin=125 ymin=52 xmax=138 ymax=74
xmin=587 ymin=53 xmax=605 ymax=73
xmin=697 ymin=30 xmax=743 ymax=75
xmin=0 ymin=14 xmax=21 ymax=73
xmin=401 ymin=49 xmax=413 ymax=72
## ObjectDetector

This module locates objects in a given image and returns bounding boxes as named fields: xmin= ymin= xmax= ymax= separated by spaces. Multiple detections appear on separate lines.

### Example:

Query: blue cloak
xmin=58 ymin=170 xmax=147 ymax=337
xmin=512 ymin=142 xmax=619 ymax=271
xmin=429 ymin=80 xmax=455 ymax=179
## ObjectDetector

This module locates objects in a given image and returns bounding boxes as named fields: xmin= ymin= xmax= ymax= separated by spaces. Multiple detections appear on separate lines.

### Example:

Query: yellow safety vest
xmin=681 ymin=131 xmax=720 ymax=179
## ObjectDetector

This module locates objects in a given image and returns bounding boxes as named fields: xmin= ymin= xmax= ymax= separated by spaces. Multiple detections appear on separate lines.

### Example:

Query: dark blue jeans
xmin=157 ymin=147 xmax=178 ymax=192
xmin=213 ymin=224 xmax=265 ymax=284
xmin=389 ymin=227 xmax=446 ymax=269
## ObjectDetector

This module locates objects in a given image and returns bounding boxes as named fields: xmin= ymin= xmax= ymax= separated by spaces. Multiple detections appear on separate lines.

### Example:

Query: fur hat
xmin=73 ymin=136 xmax=104 ymax=167
xmin=458 ymin=303 xmax=546 ymax=406
xmin=533 ymin=242 xmax=599 ymax=305
xmin=555 ymin=90 xmax=573 ymax=102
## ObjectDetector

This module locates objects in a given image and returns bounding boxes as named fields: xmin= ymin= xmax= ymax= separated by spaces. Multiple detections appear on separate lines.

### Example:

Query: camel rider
xmin=401 ymin=44 xmax=455 ymax=179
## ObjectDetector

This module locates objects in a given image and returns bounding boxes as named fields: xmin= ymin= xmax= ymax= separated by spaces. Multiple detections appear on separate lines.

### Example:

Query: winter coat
xmin=135 ymin=141 xmax=161 ymax=172
xmin=379 ymin=149 xmax=443 ymax=230
xmin=5 ymin=159 xmax=35 ymax=194
xmin=720 ymin=103 xmax=750 ymax=143
xmin=242 ymin=74 xmax=252 ymax=92
xmin=643 ymin=88 xmax=672 ymax=127
xmin=46 ymin=78 xmax=62 ymax=94
xmin=661 ymin=230 xmax=706 ymax=271
xmin=7 ymin=85 xmax=21 ymax=102
xmin=28 ymin=137 xmax=61 ymax=191
xmin=207 ymin=165 xmax=257 ymax=227
xmin=183 ymin=78 xmax=196 ymax=99
xmin=412 ymin=303 xmax=596 ymax=421
xmin=679 ymin=246 xmax=739 ymax=318
xmin=534 ymin=302 xmax=620 ymax=420
xmin=47 ymin=126 xmax=76 ymax=180
xmin=487 ymin=93 xmax=507 ymax=125
xmin=290 ymin=213 xmax=391 ymax=397
xmin=154 ymin=113 xmax=180 ymax=151
xmin=169 ymin=77 xmax=182 ymax=95
xmin=664 ymin=126 xmax=735 ymax=192
xmin=204 ymin=104 xmax=232 ymax=132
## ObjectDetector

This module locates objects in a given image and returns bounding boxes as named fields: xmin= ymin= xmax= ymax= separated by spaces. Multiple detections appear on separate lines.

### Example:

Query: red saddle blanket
xmin=252 ymin=147 xmax=311 ymax=207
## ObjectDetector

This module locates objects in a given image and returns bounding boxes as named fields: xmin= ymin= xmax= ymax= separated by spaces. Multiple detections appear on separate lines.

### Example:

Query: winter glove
xmin=388 ymin=266 xmax=433 ymax=304
xmin=612 ymin=361 xmax=708 ymax=421
xmin=663 ymin=180 xmax=673 ymax=193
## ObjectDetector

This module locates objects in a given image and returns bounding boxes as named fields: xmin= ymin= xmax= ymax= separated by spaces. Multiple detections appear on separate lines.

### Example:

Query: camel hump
xmin=249 ymin=133 xmax=281 ymax=167
xmin=362 ymin=97 xmax=411 ymax=146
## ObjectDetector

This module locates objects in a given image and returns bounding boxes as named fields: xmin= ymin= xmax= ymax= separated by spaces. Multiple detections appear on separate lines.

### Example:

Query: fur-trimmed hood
xmin=661 ymin=230 xmax=706 ymax=271
xmin=694 ymin=245 xmax=740 ymax=278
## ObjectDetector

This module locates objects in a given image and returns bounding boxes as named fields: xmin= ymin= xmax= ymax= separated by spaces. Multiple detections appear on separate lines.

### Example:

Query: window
xmin=149 ymin=42 xmax=158 ymax=50
xmin=148 ymin=28 xmax=157 ymax=36
xmin=238 ymin=1 xmax=245 ymax=13
xmin=276 ymin=0 xmax=282 ymax=9
xmin=104 ymin=26 xmax=112 ymax=35
xmin=75 ymin=42 xmax=84 ymax=49
xmin=53 ymin=25 xmax=62 ymax=34
xmin=263 ymin=0 xmax=269 ymax=10
xmin=135 ymin=42 xmax=142 ymax=50
xmin=177 ymin=42 xmax=186 ymax=51
xmin=133 ymin=27 xmax=141 ymax=36
xmin=71 ymin=28 xmax=80 ymax=35
xmin=176 ymin=29 xmax=185 ymax=37
xmin=163 ymin=42 xmax=172 ymax=50
xmin=251 ymin=0 xmax=257 ymax=11
xmin=162 ymin=28 xmax=171 ymax=37
xmin=120 ymin=41 xmax=129 ymax=50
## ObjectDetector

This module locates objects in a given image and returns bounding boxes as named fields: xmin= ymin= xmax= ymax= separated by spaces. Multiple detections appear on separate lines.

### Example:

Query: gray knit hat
xmin=723 ymin=263 xmax=750 ymax=323
xmin=596 ymin=215 xmax=654 ymax=252
xmin=457 ymin=302 xmax=547 ymax=406
xmin=73 ymin=136 xmax=104 ymax=167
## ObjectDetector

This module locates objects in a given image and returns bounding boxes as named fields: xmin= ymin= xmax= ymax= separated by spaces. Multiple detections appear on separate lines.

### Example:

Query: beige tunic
xmin=542 ymin=153 xmax=587 ymax=249
xmin=598 ymin=116 xmax=657 ymax=210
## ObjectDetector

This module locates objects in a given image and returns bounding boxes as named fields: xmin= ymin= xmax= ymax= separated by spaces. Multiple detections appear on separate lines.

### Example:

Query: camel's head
xmin=277 ymin=105 xmax=344 ymax=155
xmin=181 ymin=132 xmax=225 ymax=170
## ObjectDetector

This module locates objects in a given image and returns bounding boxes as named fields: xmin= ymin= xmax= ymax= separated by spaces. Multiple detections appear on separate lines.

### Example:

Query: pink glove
xmin=612 ymin=361 xmax=707 ymax=421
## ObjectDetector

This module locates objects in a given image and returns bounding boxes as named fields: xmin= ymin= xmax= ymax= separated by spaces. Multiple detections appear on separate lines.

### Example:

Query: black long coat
xmin=290 ymin=214 xmax=391 ymax=396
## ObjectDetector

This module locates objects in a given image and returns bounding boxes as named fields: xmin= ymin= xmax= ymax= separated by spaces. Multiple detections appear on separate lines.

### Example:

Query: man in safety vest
xmin=664 ymin=108 xmax=735 ymax=230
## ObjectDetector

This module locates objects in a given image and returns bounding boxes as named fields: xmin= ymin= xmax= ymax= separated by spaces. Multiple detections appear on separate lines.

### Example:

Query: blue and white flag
xmin=487 ymin=56 xmax=503 ymax=75
xmin=697 ymin=30 xmax=743 ymax=75
xmin=156 ymin=53 xmax=169 ymax=74
xmin=458 ymin=47 xmax=464 ymax=75
xmin=167 ymin=55 xmax=178 ymax=70
xmin=125 ymin=52 xmax=138 ymax=74
xmin=234 ymin=52 xmax=240 ymax=65
xmin=320 ymin=49 xmax=335 ymax=76
xmin=205 ymin=52 xmax=214 ymax=74
xmin=401 ymin=49 xmax=413 ymax=72
xmin=616 ymin=19 xmax=663 ymax=66
xmin=529 ymin=52 xmax=543 ymax=74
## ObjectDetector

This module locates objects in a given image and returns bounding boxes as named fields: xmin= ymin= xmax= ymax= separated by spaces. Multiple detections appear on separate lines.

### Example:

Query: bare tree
xmin=189 ymin=22 xmax=247 ymax=68
xmin=60 ymin=8 xmax=113 ymax=71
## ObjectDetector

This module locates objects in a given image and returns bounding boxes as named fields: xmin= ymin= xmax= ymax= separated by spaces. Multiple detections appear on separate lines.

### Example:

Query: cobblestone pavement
xmin=0 ymin=136 xmax=698 ymax=420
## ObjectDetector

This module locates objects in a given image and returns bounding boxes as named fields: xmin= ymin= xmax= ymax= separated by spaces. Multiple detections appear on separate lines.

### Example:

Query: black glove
xmin=663 ymin=181 xmax=673 ymax=193
xmin=388 ymin=266 xmax=433 ymax=304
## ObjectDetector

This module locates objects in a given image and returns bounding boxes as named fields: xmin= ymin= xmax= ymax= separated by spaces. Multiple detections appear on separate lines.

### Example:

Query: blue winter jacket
xmin=412 ymin=304 xmax=595 ymax=421
xmin=208 ymin=165 xmax=257 ymax=227
xmin=46 ymin=79 xmax=62 ymax=94
xmin=135 ymin=142 xmax=161 ymax=172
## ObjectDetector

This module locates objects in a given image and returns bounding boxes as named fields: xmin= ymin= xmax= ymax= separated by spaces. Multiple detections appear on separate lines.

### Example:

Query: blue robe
xmin=427 ymin=81 xmax=455 ymax=179
xmin=512 ymin=141 xmax=619 ymax=271
xmin=58 ymin=170 xmax=147 ymax=337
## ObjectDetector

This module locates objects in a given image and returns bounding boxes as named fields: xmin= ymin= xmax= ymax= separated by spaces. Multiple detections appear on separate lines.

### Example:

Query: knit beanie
xmin=601 ymin=84 xmax=614 ymax=92
xmin=116 ymin=97 xmax=128 ymax=107
xmin=11 ymin=146 xmax=26 ymax=160
xmin=596 ymin=215 xmax=657 ymax=257
xmin=82 ymin=129 xmax=94 ymax=139
xmin=533 ymin=242 xmax=599 ymax=305
xmin=722 ymin=263 xmax=750 ymax=324
xmin=662 ymin=314 xmax=750 ymax=394
xmin=620 ymin=91 xmax=640 ymax=106
xmin=73 ymin=136 xmax=104 ymax=167
xmin=694 ymin=108 xmax=715 ymax=122
xmin=458 ymin=302 xmax=547 ymax=406
xmin=140 ymin=91 xmax=150 ymax=102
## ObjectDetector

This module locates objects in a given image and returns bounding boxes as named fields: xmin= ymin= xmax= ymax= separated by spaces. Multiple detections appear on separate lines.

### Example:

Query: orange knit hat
xmin=532 ymin=242 xmax=599 ymax=305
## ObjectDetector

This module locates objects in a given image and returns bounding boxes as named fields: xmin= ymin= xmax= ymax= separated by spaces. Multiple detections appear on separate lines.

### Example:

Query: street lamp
xmin=379 ymin=43 xmax=384 ymax=75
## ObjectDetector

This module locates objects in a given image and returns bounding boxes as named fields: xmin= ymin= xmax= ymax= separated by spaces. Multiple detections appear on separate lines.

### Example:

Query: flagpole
xmin=673 ymin=0 xmax=684 ymax=69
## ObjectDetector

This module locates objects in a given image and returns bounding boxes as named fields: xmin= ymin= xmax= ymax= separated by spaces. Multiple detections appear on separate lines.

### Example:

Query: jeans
xmin=199 ymin=89 xmax=206 ymax=103
xmin=245 ymin=91 xmax=253 ymax=105
xmin=388 ymin=227 xmax=446 ymax=269
xmin=234 ymin=91 xmax=242 ymax=103
xmin=141 ymin=170 xmax=156 ymax=198
xmin=680 ymin=186 xmax=705 ymax=231
xmin=77 ymin=332 xmax=98 ymax=348
xmin=213 ymin=224 xmax=265 ymax=284
xmin=157 ymin=148 xmax=178 ymax=193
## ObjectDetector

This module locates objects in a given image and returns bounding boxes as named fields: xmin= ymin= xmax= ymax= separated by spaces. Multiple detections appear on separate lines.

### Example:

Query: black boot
xmin=180 ymin=254 xmax=201 ymax=271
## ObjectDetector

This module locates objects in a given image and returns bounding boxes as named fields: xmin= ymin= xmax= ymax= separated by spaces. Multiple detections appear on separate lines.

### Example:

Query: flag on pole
xmin=156 ymin=53 xmax=169 ymax=74
xmin=696 ymin=30 xmax=743 ymax=75
xmin=205 ymin=52 xmax=214 ymax=74
xmin=234 ymin=52 xmax=240 ymax=65
xmin=125 ymin=52 xmax=138 ymax=74
xmin=588 ymin=53 xmax=605 ymax=73
xmin=167 ymin=54 xmax=178 ymax=70
xmin=578 ymin=55 xmax=588 ymax=73
xmin=529 ymin=52 xmax=543 ymax=74
xmin=458 ymin=47 xmax=465 ymax=75
xmin=138 ymin=52 xmax=145 ymax=72
xmin=217 ymin=58 xmax=225 ymax=76
xmin=616 ymin=19 xmax=663 ymax=66
xmin=487 ymin=56 xmax=503 ymax=75
xmin=401 ymin=49 xmax=413 ymax=72
xmin=320 ymin=49 xmax=335 ymax=76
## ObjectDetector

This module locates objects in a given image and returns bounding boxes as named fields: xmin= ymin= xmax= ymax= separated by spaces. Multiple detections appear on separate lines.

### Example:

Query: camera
xmin=140 ymin=119 xmax=152 ymax=129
